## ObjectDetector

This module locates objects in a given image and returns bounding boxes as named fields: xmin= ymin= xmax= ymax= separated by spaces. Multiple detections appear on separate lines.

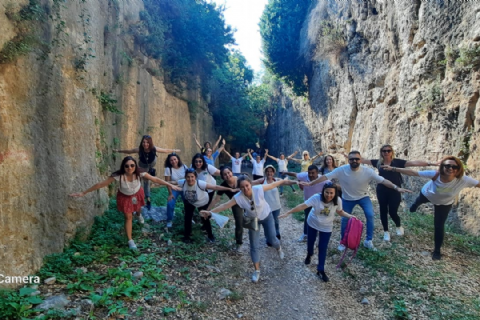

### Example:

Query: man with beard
xmin=300 ymin=150 xmax=411 ymax=251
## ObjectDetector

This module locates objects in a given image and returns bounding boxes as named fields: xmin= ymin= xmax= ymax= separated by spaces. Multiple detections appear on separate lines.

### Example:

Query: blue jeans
xmin=303 ymin=207 xmax=311 ymax=235
xmin=341 ymin=196 xmax=374 ymax=241
xmin=278 ymin=172 xmax=295 ymax=193
xmin=138 ymin=160 xmax=155 ymax=198
xmin=166 ymin=190 xmax=183 ymax=222
xmin=307 ymin=225 xmax=331 ymax=272
xmin=271 ymin=209 xmax=281 ymax=237
xmin=249 ymin=213 xmax=280 ymax=263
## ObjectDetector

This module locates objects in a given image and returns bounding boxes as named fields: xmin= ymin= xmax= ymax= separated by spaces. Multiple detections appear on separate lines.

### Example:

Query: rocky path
xmin=210 ymin=195 xmax=383 ymax=320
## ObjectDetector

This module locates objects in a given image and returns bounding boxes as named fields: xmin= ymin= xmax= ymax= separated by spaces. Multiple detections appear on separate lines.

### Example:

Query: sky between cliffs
xmin=210 ymin=0 xmax=268 ymax=73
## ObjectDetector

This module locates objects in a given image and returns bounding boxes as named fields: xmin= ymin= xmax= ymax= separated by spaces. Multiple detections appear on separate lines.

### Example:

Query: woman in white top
xmin=69 ymin=156 xmax=181 ymax=250
xmin=247 ymin=148 xmax=267 ymax=180
xmin=174 ymin=168 xmax=236 ymax=243
xmin=267 ymin=151 xmax=297 ymax=195
xmin=114 ymin=135 xmax=181 ymax=210
xmin=280 ymin=183 xmax=353 ymax=282
xmin=191 ymin=153 xmax=221 ymax=207
xmin=254 ymin=165 xmax=283 ymax=242
xmin=222 ymin=149 xmax=244 ymax=177
xmin=201 ymin=175 xmax=297 ymax=283
xmin=164 ymin=153 xmax=189 ymax=228
xmin=383 ymin=155 xmax=480 ymax=260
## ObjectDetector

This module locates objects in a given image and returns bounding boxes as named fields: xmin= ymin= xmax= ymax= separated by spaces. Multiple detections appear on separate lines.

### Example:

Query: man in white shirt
xmin=301 ymin=151 xmax=411 ymax=250
xmin=222 ymin=149 xmax=244 ymax=176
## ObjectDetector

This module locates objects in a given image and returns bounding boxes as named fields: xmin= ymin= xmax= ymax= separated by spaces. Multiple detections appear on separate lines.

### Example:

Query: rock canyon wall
xmin=266 ymin=0 xmax=480 ymax=234
xmin=0 ymin=0 xmax=215 ymax=286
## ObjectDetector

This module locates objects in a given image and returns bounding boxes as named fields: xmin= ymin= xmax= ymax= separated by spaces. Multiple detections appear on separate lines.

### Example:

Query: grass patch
xmin=0 ymin=186 xmax=235 ymax=319
xmin=353 ymin=211 xmax=480 ymax=319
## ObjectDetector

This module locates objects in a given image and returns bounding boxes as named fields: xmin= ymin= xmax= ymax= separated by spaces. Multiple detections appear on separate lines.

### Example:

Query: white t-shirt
xmin=305 ymin=195 xmax=343 ymax=233
xmin=178 ymin=179 xmax=209 ymax=207
xmin=326 ymin=165 xmax=384 ymax=201
xmin=164 ymin=165 xmax=188 ymax=182
xmin=277 ymin=159 xmax=288 ymax=172
xmin=251 ymin=159 xmax=265 ymax=176
xmin=113 ymin=172 xmax=146 ymax=195
xmin=194 ymin=164 xmax=218 ymax=192
xmin=263 ymin=178 xmax=281 ymax=211
xmin=419 ymin=171 xmax=479 ymax=205
xmin=234 ymin=185 xmax=271 ymax=220
xmin=231 ymin=157 xmax=244 ymax=173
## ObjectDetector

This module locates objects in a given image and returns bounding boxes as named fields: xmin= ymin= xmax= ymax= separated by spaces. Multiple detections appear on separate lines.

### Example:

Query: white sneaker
xmin=251 ymin=270 xmax=260 ymax=283
xmin=396 ymin=226 xmax=405 ymax=236
xmin=166 ymin=221 xmax=173 ymax=228
xmin=277 ymin=247 xmax=285 ymax=260
xmin=297 ymin=234 xmax=307 ymax=242
xmin=137 ymin=213 xmax=144 ymax=225
xmin=363 ymin=240 xmax=376 ymax=251
xmin=128 ymin=240 xmax=137 ymax=250
xmin=383 ymin=231 xmax=391 ymax=242
xmin=337 ymin=244 xmax=346 ymax=251
xmin=234 ymin=243 xmax=243 ymax=252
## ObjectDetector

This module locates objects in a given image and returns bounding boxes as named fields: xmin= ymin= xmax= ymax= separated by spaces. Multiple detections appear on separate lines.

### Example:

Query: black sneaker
xmin=276 ymin=234 xmax=281 ymax=240
xmin=207 ymin=236 xmax=216 ymax=243
xmin=432 ymin=251 xmax=442 ymax=260
xmin=409 ymin=203 xmax=418 ymax=213
xmin=317 ymin=271 xmax=329 ymax=282
xmin=266 ymin=241 xmax=272 ymax=247
xmin=292 ymin=189 xmax=296 ymax=193
xmin=146 ymin=198 xmax=152 ymax=210
xmin=182 ymin=237 xmax=193 ymax=244
xmin=304 ymin=254 xmax=312 ymax=265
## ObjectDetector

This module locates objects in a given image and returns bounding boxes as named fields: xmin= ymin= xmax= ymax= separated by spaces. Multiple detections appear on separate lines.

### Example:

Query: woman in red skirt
xmin=70 ymin=156 xmax=181 ymax=250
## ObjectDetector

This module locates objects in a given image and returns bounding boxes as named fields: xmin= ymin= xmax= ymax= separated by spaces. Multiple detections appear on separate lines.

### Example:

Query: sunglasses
xmin=443 ymin=164 xmax=460 ymax=170
xmin=249 ymin=200 xmax=255 ymax=211
xmin=381 ymin=149 xmax=392 ymax=153
xmin=324 ymin=182 xmax=335 ymax=188
xmin=124 ymin=164 xmax=135 ymax=168
xmin=186 ymin=168 xmax=196 ymax=173
xmin=348 ymin=158 xmax=360 ymax=162
xmin=143 ymin=135 xmax=151 ymax=139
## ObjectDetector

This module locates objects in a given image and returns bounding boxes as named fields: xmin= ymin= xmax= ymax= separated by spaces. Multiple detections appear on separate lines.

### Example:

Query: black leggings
xmin=411 ymin=192 xmax=452 ymax=253
xmin=183 ymin=192 xmax=215 ymax=239
xmin=376 ymin=185 xmax=402 ymax=231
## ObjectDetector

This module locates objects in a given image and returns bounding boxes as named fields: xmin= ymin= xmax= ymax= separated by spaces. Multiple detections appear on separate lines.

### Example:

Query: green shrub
xmin=260 ymin=0 xmax=312 ymax=96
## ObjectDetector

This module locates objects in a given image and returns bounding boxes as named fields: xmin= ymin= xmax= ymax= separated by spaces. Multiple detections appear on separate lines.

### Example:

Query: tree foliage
xmin=135 ymin=0 xmax=234 ymax=87
xmin=209 ymin=51 xmax=271 ymax=152
xmin=260 ymin=0 xmax=312 ymax=96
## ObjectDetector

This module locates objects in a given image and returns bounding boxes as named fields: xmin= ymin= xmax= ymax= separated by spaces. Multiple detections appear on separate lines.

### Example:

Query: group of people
xmin=69 ymin=134 xmax=480 ymax=283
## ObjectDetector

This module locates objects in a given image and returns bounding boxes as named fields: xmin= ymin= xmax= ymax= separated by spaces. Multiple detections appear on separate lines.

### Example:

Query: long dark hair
xmin=192 ymin=153 xmax=207 ymax=170
xmin=138 ymin=135 xmax=154 ymax=152
xmin=220 ymin=166 xmax=234 ymax=181
xmin=164 ymin=153 xmax=184 ymax=169
xmin=321 ymin=182 xmax=339 ymax=206
xmin=320 ymin=155 xmax=337 ymax=174
xmin=111 ymin=157 xmax=142 ymax=187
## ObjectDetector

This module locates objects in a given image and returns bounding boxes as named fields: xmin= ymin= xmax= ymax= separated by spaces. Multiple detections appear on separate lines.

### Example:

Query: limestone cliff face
xmin=266 ymin=0 xmax=480 ymax=234
xmin=0 ymin=0 xmax=215 ymax=286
